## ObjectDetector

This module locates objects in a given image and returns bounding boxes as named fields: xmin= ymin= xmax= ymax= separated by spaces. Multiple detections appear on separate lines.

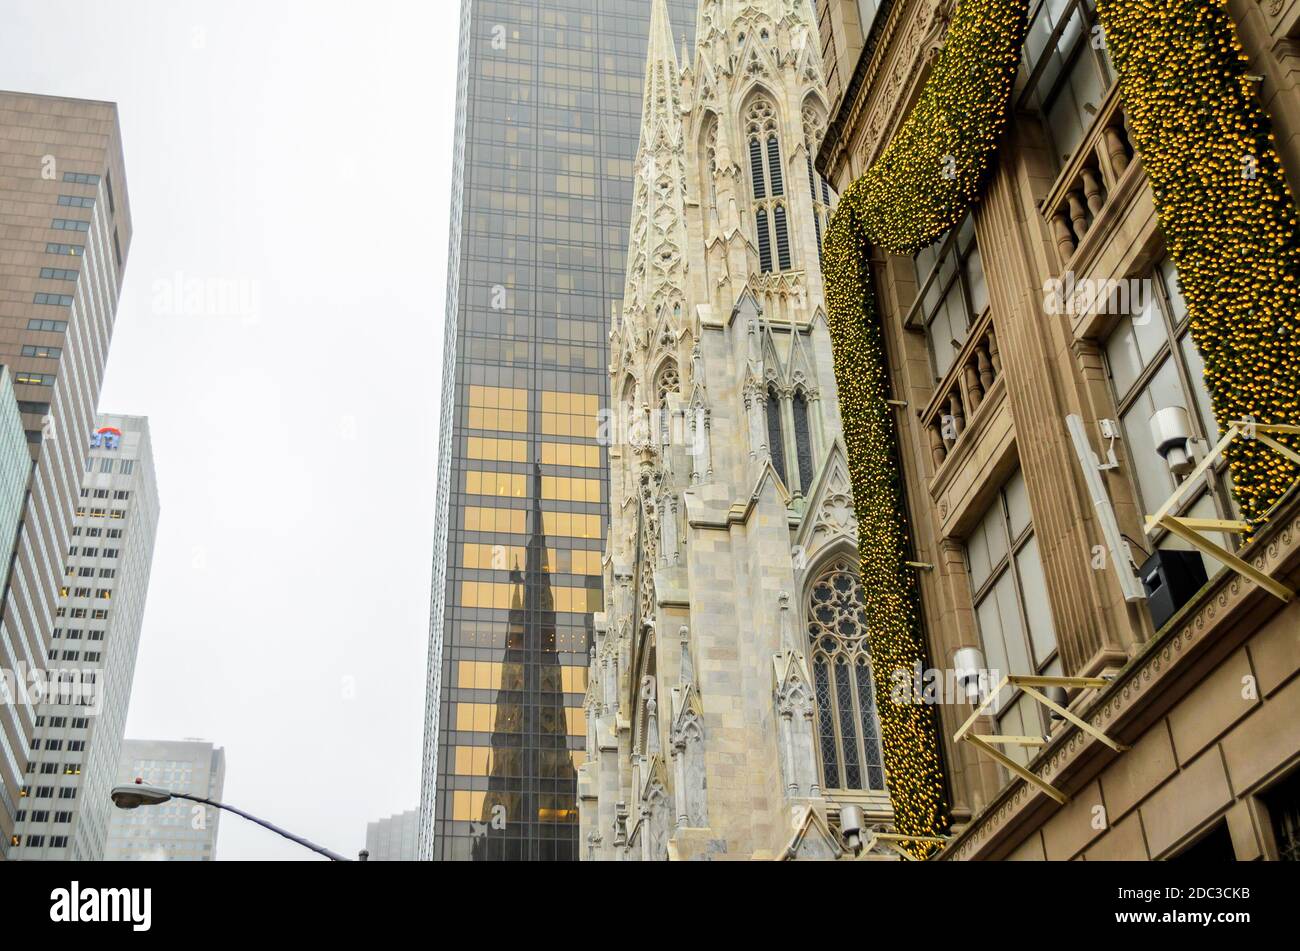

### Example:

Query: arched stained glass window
xmin=766 ymin=386 xmax=787 ymax=484
xmin=793 ymin=390 xmax=814 ymax=492
xmin=807 ymin=561 xmax=886 ymax=791
xmin=746 ymin=98 xmax=790 ymax=274
xmin=774 ymin=205 xmax=792 ymax=272
xmin=802 ymin=104 xmax=836 ymax=265
xmin=766 ymin=134 xmax=784 ymax=196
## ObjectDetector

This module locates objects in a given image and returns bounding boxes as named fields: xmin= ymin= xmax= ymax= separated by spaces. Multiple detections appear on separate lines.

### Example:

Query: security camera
xmin=1149 ymin=406 xmax=1195 ymax=478
xmin=839 ymin=803 xmax=865 ymax=854
xmin=953 ymin=647 xmax=987 ymax=703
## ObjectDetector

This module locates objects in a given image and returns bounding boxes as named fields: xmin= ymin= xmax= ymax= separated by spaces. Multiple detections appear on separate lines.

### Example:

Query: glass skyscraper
xmin=421 ymin=0 xmax=696 ymax=861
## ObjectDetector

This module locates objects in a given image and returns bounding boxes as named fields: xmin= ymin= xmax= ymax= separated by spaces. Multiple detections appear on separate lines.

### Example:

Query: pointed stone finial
xmin=679 ymin=625 xmax=694 ymax=687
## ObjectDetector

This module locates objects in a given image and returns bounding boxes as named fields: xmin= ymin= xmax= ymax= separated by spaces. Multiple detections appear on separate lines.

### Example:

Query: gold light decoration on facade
xmin=823 ymin=0 xmax=1300 ymax=855
xmin=1093 ymin=0 xmax=1300 ymax=527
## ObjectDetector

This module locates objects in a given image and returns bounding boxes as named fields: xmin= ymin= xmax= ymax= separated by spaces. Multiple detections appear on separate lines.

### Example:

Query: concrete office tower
xmin=105 ymin=739 xmax=226 ymax=862
xmin=0 ymin=92 xmax=132 ymax=857
xmin=365 ymin=808 xmax=419 ymax=861
xmin=419 ymin=0 xmax=698 ymax=861
xmin=579 ymin=0 xmax=891 ymax=861
xmin=10 ymin=415 xmax=158 ymax=859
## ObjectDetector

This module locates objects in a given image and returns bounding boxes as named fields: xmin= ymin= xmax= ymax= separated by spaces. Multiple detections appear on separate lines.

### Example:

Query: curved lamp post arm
xmin=170 ymin=792 xmax=351 ymax=862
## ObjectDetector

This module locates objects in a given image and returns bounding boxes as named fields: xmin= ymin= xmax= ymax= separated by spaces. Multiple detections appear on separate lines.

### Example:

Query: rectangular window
xmin=26 ymin=319 xmax=67 ymax=333
xmin=45 ymin=243 xmax=84 ymax=257
xmin=465 ymin=471 xmax=527 ymax=498
xmin=465 ymin=436 xmax=528 ymax=463
xmin=541 ymin=511 xmax=602 ymax=539
xmin=463 ymin=507 xmax=526 ymax=534
xmin=39 ymin=267 xmax=79 ymax=281
xmin=14 ymin=372 xmax=55 ymax=387
xmin=62 ymin=171 xmax=100 ymax=186
xmin=541 ymin=476 xmax=602 ymax=503
xmin=33 ymin=293 xmax=73 ymax=307
xmin=966 ymin=468 xmax=1060 ymax=766
xmin=1103 ymin=256 xmax=1238 ymax=573
xmin=21 ymin=345 xmax=61 ymax=359
xmin=540 ymin=442 xmax=600 ymax=468
xmin=540 ymin=391 xmax=599 ymax=438
xmin=467 ymin=385 xmax=528 ymax=432
xmin=1020 ymin=0 xmax=1114 ymax=172
xmin=57 ymin=195 xmax=95 ymax=209
xmin=910 ymin=215 xmax=988 ymax=380
xmin=51 ymin=219 xmax=90 ymax=232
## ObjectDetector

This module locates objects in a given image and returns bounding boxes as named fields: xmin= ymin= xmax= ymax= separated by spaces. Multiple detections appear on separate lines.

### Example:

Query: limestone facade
xmin=579 ymin=0 xmax=896 ymax=861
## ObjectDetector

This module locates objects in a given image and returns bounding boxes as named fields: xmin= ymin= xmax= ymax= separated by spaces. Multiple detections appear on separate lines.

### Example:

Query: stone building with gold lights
xmin=813 ymin=0 xmax=1300 ymax=860
xmin=578 ymin=0 xmax=907 ymax=860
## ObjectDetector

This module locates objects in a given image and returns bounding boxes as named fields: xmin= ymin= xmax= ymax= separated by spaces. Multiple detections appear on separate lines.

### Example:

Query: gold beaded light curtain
xmin=823 ymin=0 xmax=1300 ymax=854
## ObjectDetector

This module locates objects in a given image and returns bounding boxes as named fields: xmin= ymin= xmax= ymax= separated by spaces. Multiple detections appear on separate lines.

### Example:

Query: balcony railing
xmin=921 ymin=309 xmax=1001 ymax=469
xmin=1039 ymin=85 xmax=1136 ymax=269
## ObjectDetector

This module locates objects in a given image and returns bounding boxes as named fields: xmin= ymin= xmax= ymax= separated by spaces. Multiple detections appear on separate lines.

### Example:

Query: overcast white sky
xmin=0 ymin=0 xmax=459 ymax=859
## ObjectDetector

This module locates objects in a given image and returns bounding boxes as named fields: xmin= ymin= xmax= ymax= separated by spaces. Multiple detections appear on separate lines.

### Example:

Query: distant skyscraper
xmin=105 ymin=739 xmax=226 ymax=862
xmin=0 ymin=91 xmax=133 ymax=857
xmin=365 ymin=809 xmax=419 ymax=861
xmin=0 ymin=368 xmax=32 ymax=597
xmin=419 ymin=0 xmax=697 ymax=861
xmin=10 ymin=415 xmax=159 ymax=859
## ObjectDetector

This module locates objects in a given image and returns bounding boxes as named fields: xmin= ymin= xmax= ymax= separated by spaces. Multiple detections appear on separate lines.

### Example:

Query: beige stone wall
xmin=817 ymin=0 xmax=1300 ymax=854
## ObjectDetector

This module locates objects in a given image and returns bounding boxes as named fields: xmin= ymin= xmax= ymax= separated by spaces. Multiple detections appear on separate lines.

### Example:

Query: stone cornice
xmin=939 ymin=491 xmax=1300 ymax=860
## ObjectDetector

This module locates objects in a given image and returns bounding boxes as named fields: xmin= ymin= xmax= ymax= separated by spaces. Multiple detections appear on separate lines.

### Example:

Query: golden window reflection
xmin=466 ymin=471 xmax=527 ymax=498
xmin=540 ymin=442 xmax=600 ymax=468
xmin=463 ymin=507 xmax=526 ymax=534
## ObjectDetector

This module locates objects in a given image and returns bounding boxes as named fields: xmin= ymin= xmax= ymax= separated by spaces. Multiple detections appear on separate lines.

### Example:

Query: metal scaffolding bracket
xmin=954 ymin=675 xmax=1128 ymax=805
xmin=1144 ymin=421 xmax=1299 ymax=604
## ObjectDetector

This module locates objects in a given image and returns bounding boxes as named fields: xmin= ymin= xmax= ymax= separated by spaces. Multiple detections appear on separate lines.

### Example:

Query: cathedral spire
xmin=622 ymin=0 xmax=690 ymax=332
xmin=641 ymin=0 xmax=680 ymax=132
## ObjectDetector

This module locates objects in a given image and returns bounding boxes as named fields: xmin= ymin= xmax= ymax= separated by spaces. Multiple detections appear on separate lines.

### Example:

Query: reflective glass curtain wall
xmin=421 ymin=0 xmax=697 ymax=862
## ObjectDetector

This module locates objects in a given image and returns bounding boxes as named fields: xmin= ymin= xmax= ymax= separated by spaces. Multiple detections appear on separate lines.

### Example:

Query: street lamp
xmin=111 ymin=779 xmax=353 ymax=862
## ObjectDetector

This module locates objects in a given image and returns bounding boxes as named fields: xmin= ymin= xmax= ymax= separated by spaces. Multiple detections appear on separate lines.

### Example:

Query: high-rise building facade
xmin=579 ymin=0 xmax=900 ymax=861
xmin=105 ymin=739 xmax=226 ymax=862
xmin=0 ymin=92 xmax=132 ymax=857
xmin=365 ymin=808 xmax=419 ymax=861
xmin=10 ymin=414 xmax=159 ymax=860
xmin=814 ymin=0 xmax=1300 ymax=859
xmin=420 ymin=0 xmax=698 ymax=861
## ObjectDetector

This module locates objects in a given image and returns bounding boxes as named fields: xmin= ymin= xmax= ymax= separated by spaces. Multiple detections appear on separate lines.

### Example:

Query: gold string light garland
xmin=823 ymin=0 xmax=1299 ymax=856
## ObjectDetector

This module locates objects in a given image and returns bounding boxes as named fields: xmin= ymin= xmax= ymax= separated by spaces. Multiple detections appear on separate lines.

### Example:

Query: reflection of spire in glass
xmin=473 ymin=464 xmax=577 ymax=861
xmin=419 ymin=0 xmax=700 ymax=863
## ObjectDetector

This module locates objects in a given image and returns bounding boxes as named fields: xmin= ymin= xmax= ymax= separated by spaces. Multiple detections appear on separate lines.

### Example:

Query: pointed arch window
xmin=746 ymin=98 xmax=791 ymax=274
xmin=808 ymin=562 xmax=886 ymax=791
xmin=765 ymin=386 xmax=787 ymax=484
xmin=704 ymin=118 xmax=720 ymax=222
xmin=656 ymin=361 xmax=681 ymax=446
xmin=802 ymin=104 xmax=837 ymax=264
xmin=793 ymin=390 xmax=814 ymax=492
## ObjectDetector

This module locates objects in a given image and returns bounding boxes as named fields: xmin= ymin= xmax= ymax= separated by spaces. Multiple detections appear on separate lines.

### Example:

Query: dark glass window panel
xmin=774 ymin=205 xmax=792 ymax=272
xmin=749 ymin=137 xmax=766 ymax=199
xmin=855 ymin=659 xmax=885 ymax=790
xmin=835 ymin=658 xmax=862 ymax=789
xmin=793 ymin=391 xmax=814 ymax=491
xmin=806 ymin=153 xmax=817 ymax=201
xmin=756 ymin=208 xmax=773 ymax=273
xmin=766 ymin=135 xmax=784 ymax=196
xmin=766 ymin=389 xmax=787 ymax=483
xmin=814 ymin=657 xmax=840 ymax=789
